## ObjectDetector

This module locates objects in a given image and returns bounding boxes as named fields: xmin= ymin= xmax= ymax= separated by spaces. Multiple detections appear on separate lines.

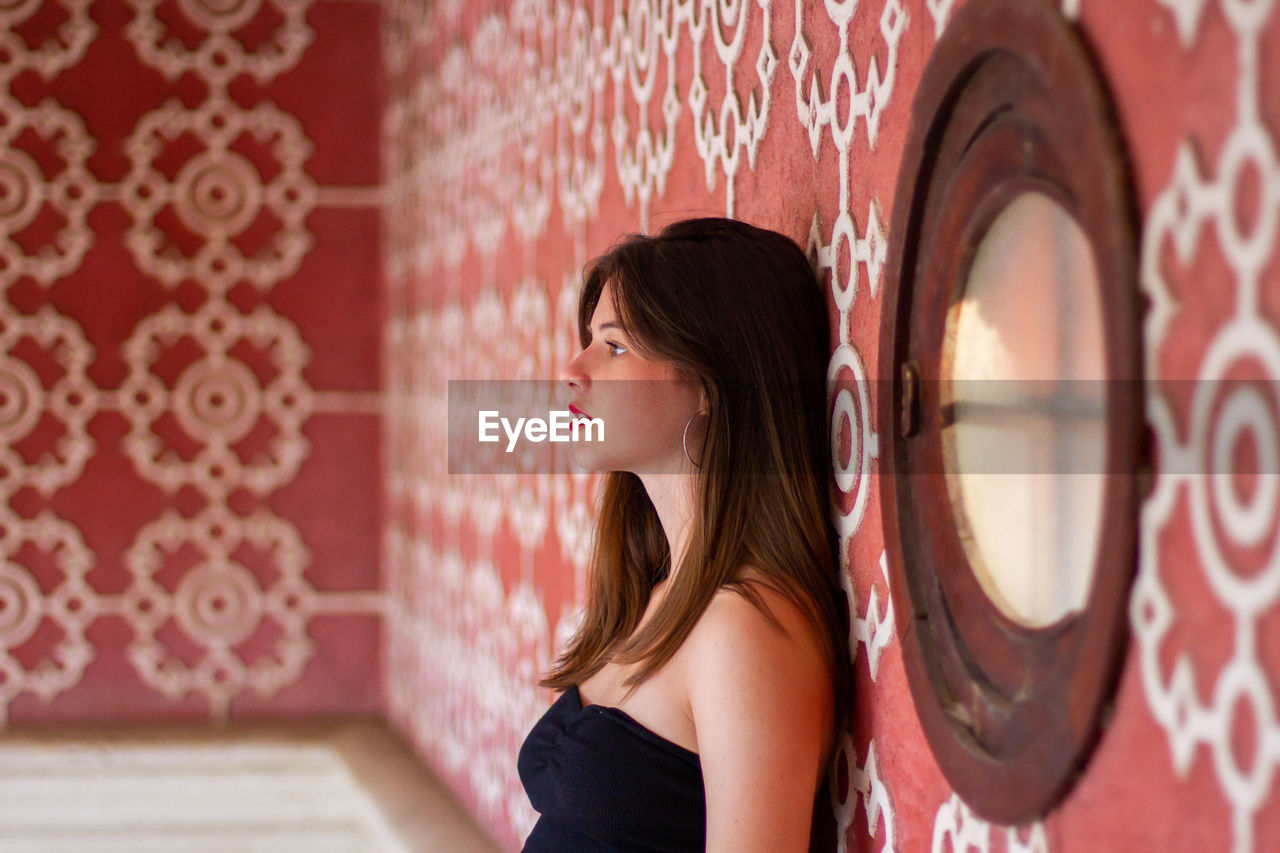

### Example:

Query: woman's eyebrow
xmin=589 ymin=320 xmax=624 ymax=338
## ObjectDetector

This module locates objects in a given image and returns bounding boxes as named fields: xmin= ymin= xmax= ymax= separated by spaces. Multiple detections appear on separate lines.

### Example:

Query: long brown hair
xmin=541 ymin=217 xmax=851 ymax=720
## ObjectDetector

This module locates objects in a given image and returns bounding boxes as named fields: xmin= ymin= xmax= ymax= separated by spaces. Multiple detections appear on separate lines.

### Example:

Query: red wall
xmin=0 ymin=0 xmax=384 ymax=724
xmin=388 ymin=0 xmax=1280 ymax=851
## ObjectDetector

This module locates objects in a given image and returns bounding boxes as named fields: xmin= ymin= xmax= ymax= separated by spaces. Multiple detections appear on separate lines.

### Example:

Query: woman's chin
xmin=566 ymin=445 xmax=609 ymax=473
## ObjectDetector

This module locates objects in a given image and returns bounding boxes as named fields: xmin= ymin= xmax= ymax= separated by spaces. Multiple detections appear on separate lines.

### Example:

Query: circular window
xmin=877 ymin=0 xmax=1145 ymax=822
xmin=944 ymin=191 xmax=1107 ymax=627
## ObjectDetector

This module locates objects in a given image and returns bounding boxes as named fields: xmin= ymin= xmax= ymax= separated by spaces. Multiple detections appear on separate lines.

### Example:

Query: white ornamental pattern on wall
xmin=381 ymin=277 xmax=595 ymax=844
xmin=121 ymin=97 xmax=317 ymax=294
xmin=0 ymin=0 xmax=383 ymax=723
xmin=0 ymin=101 xmax=97 ymax=290
xmin=793 ymin=1 xmax=901 ymax=847
xmin=829 ymin=551 xmax=897 ymax=853
xmin=0 ymin=308 xmax=96 ymax=495
xmin=687 ymin=0 xmax=777 ymax=216
xmin=930 ymin=794 xmax=1050 ymax=853
xmin=383 ymin=532 xmax=551 ymax=842
xmin=125 ymin=0 xmax=313 ymax=85
xmin=0 ymin=0 xmax=97 ymax=293
xmin=123 ymin=506 xmax=316 ymax=715
xmin=0 ymin=0 xmax=95 ymax=81
xmin=0 ymin=513 xmax=95 ymax=716
xmin=118 ymin=301 xmax=313 ymax=501
xmin=1134 ymin=0 xmax=1280 ymax=851
xmin=387 ymin=0 xmax=785 ymax=278
xmin=381 ymin=287 xmax=583 ymax=555
xmin=790 ymin=0 xmax=901 ymax=344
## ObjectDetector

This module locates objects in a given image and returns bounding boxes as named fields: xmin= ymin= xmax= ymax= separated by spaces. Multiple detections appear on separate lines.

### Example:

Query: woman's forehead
xmin=591 ymin=290 xmax=615 ymax=319
xmin=589 ymin=281 xmax=620 ymax=327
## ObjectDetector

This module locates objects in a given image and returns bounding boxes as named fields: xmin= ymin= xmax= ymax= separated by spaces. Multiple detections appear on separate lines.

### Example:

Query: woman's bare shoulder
xmin=685 ymin=567 xmax=828 ymax=679
xmin=683 ymin=567 xmax=835 ymax=811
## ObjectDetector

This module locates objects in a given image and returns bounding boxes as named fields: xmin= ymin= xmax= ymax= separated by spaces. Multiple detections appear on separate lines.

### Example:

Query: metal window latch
xmin=900 ymin=360 xmax=920 ymax=438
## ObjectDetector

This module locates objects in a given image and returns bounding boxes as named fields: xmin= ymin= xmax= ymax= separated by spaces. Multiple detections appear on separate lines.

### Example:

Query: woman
xmin=518 ymin=217 xmax=851 ymax=852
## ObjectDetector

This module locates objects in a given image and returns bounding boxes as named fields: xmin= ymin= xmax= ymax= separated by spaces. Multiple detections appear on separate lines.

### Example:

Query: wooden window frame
xmin=877 ymin=0 xmax=1145 ymax=822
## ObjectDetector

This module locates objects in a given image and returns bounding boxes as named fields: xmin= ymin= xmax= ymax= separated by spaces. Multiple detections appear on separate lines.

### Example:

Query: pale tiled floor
xmin=0 ymin=721 xmax=504 ymax=853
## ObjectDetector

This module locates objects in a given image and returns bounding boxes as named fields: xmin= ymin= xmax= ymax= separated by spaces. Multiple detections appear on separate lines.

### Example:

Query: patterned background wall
xmin=390 ymin=0 xmax=1280 ymax=851
xmin=0 ymin=0 xmax=384 ymax=725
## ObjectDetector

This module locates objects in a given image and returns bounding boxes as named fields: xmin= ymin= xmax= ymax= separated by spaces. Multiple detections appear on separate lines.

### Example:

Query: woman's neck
xmin=636 ymin=472 xmax=697 ymax=585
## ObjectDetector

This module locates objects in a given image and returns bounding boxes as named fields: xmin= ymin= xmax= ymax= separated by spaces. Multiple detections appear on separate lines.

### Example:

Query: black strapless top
xmin=517 ymin=684 xmax=705 ymax=851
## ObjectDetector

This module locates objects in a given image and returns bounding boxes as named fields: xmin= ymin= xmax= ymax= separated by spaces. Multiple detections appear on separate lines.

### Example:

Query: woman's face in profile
xmin=559 ymin=281 xmax=704 ymax=474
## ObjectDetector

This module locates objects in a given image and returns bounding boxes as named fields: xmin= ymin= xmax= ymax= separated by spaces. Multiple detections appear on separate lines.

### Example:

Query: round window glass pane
xmin=943 ymin=192 xmax=1107 ymax=627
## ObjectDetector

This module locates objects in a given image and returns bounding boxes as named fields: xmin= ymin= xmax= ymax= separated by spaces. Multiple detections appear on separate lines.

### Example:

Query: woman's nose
xmin=559 ymin=349 xmax=589 ymax=392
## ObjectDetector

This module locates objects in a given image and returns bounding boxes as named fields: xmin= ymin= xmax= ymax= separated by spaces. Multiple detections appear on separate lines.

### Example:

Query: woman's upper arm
xmin=686 ymin=586 xmax=832 ymax=853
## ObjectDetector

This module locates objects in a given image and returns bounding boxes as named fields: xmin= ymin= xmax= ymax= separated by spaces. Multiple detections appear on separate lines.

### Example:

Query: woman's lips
xmin=568 ymin=403 xmax=591 ymax=418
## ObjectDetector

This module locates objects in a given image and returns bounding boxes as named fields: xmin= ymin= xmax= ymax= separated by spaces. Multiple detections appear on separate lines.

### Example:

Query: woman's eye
xmin=606 ymin=341 xmax=627 ymax=356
